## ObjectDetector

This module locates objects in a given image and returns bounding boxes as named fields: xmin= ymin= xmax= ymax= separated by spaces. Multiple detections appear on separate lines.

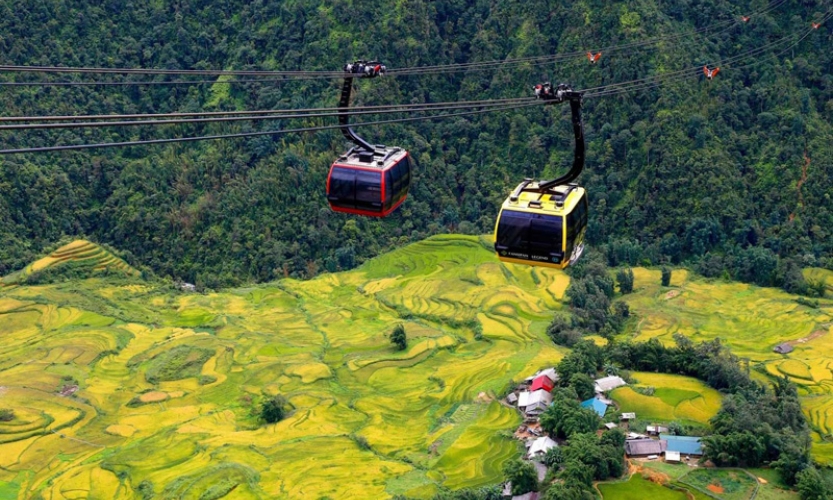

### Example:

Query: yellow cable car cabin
xmin=494 ymin=182 xmax=588 ymax=269
xmin=494 ymin=83 xmax=589 ymax=269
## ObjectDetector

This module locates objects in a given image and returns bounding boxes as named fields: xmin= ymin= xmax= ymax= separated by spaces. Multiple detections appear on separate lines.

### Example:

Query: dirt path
xmin=788 ymin=324 xmax=830 ymax=346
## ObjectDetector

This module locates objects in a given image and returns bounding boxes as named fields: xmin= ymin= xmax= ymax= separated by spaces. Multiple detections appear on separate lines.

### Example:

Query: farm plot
xmin=625 ymin=270 xmax=830 ymax=361
xmin=681 ymin=468 xmax=758 ymax=500
xmin=598 ymin=473 xmax=688 ymax=500
xmin=611 ymin=372 xmax=722 ymax=425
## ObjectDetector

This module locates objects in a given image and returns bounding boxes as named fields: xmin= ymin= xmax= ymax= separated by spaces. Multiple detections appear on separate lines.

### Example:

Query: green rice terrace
xmin=0 ymin=240 xmax=140 ymax=287
xmin=0 ymin=235 xmax=831 ymax=499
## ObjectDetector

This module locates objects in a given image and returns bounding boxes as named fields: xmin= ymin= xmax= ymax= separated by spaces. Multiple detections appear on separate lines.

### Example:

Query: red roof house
xmin=530 ymin=375 xmax=554 ymax=392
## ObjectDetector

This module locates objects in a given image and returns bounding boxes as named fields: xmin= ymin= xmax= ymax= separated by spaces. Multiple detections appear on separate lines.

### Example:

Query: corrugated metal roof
xmin=580 ymin=397 xmax=608 ymax=417
xmin=660 ymin=434 xmax=703 ymax=455
xmin=530 ymin=375 xmax=554 ymax=392
xmin=625 ymin=439 xmax=667 ymax=456
xmin=594 ymin=375 xmax=626 ymax=392
xmin=529 ymin=436 xmax=557 ymax=456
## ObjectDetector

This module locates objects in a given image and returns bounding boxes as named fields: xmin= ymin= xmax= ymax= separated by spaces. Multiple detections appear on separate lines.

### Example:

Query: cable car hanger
xmin=339 ymin=60 xmax=386 ymax=154
xmin=515 ymin=83 xmax=585 ymax=199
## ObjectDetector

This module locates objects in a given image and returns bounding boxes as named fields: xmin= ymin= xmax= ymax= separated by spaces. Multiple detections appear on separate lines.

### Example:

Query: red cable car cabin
xmin=326 ymin=146 xmax=410 ymax=217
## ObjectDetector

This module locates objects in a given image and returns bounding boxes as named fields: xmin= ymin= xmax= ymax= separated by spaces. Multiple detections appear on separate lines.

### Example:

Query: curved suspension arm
xmin=538 ymin=87 xmax=584 ymax=190
xmin=339 ymin=75 xmax=374 ymax=152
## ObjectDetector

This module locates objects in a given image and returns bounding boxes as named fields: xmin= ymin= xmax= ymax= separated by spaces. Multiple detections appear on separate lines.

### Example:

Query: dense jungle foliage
xmin=0 ymin=0 xmax=831 ymax=286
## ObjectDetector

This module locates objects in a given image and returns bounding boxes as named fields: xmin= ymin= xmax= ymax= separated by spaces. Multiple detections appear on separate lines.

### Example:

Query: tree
xmin=569 ymin=373 xmax=596 ymax=401
xmin=390 ymin=324 xmax=407 ymax=351
xmin=503 ymin=459 xmax=538 ymax=495
xmin=0 ymin=409 xmax=14 ymax=422
xmin=614 ymin=301 xmax=630 ymax=319
xmin=260 ymin=395 xmax=287 ymax=424
xmin=796 ymin=467 xmax=833 ymax=500
xmin=616 ymin=268 xmax=634 ymax=294
xmin=667 ymin=421 xmax=684 ymax=436
xmin=600 ymin=428 xmax=626 ymax=448
xmin=542 ymin=446 xmax=564 ymax=468
xmin=559 ymin=459 xmax=593 ymax=488
xmin=661 ymin=266 xmax=672 ymax=286
xmin=541 ymin=483 xmax=594 ymax=500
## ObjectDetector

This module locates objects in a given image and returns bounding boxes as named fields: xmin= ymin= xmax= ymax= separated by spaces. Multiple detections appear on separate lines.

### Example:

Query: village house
xmin=646 ymin=425 xmax=669 ymax=435
xmin=660 ymin=434 xmax=703 ymax=456
xmin=529 ymin=374 xmax=554 ymax=393
xmin=625 ymin=438 xmax=667 ymax=457
xmin=528 ymin=436 xmax=557 ymax=459
xmin=518 ymin=390 xmax=553 ymax=416
xmin=594 ymin=375 xmax=627 ymax=394
xmin=774 ymin=343 xmax=794 ymax=354
xmin=580 ymin=397 xmax=608 ymax=417
xmin=536 ymin=367 xmax=558 ymax=383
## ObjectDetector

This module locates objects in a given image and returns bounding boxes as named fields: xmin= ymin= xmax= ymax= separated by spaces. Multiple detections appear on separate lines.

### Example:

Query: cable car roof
xmin=334 ymin=146 xmax=408 ymax=170
xmin=501 ymin=183 xmax=585 ymax=215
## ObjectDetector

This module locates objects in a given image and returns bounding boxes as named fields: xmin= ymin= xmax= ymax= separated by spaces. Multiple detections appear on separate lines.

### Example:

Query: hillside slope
xmin=0 ymin=235 xmax=569 ymax=499
xmin=0 ymin=0 xmax=831 ymax=285
xmin=0 ymin=239 xmax=139 ymax=286
xmin=0 ymin=236 xmax=831 ymax=499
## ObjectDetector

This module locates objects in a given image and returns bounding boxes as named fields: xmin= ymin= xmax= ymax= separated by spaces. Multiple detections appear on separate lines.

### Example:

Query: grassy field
xmin=598 ymin=473 xmax=688 ymax=500
xmin=610 ymin=372 xmax=722 ymax=426
xmin=0 ymin=235 xmax=568 ymax=499
xmin=621 ymin=267 xmax=833 ymax=463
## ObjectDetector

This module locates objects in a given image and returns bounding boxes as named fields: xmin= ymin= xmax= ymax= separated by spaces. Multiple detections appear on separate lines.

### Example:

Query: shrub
xmin=390 ymin=324 xmax=407 ymax=351
xmin=661 ymin=266 xmax=672 ymax=286
xmin=260 ymin=395 xmax=288 ymax=424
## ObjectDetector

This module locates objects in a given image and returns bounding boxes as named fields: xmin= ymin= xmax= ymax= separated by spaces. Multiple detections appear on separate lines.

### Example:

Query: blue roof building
xmin=581 ymin=397 xmax=608 ymax=417
xmin=660 ymin=434 xmax=703 ymax=455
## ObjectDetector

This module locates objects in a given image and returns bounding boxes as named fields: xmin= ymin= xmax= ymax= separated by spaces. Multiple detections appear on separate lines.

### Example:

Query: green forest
xmin=0 ymin=0 xmax=832 ymax=289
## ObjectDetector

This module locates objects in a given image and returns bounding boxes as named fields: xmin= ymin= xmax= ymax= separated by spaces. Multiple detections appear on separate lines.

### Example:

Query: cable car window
xmin=355 ymin=170 xmax=382 ymax=211
xmin=400 ymin=156 xmax=411 ymax=197
xmin=529 ymin=215 xmax=564 ymax=260
xmin=496 ymin=211 xmax=530 ymax=252
xmin=384 ymin=169 xmax=394 ymax=210
xmin=389 ymin=162 xmax=402 ymax=200
xmin=329 ymin=167 xmax=356 ymax=208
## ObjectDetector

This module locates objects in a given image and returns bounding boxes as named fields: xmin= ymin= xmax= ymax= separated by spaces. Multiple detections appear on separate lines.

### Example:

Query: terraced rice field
xmin=0 ymin=240 xmax=139 ymax=286
xmin=0 ymin=235 xmax=567 ymax=499
xmin=2 ymin=235 xmax=831 ymax=498
xmin=623 ymin=267 xmax=833 ymax=463
xmin=610 ymin=372 xmax=722 ymax=426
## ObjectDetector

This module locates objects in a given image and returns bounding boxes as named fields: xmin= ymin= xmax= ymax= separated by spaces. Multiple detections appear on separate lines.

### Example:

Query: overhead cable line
xmin=0 ymin=97 xmax=535 ymax=123
xmin=0 ymin=0 xmax=788 ymax=85
xmin=0 ymin=102 xmax=543 ymax=155
xmin=0 ymin=99 xmax=536 ymax=131
xmin=582 ymin=26 xmax=810 ymax=98
xmin=589 ymin=6 xmax=833 ymax=98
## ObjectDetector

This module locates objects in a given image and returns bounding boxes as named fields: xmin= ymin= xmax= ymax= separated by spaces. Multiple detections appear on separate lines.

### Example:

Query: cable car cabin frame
xmin=494 ymin=84 xmax=589 ymax=269
xmin=327 ymin=147 xmax=410 ymax=217
xmin=327 ymin=61 xmax=410 ymax=217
